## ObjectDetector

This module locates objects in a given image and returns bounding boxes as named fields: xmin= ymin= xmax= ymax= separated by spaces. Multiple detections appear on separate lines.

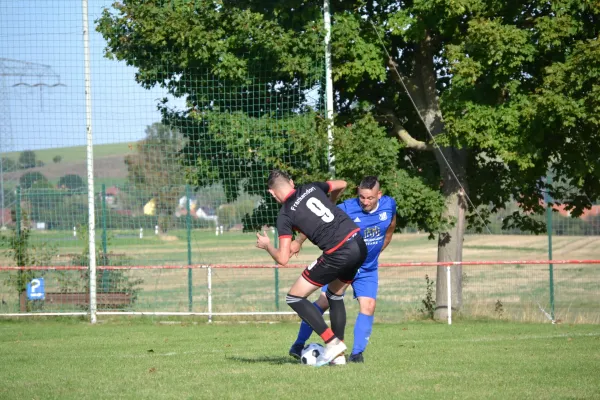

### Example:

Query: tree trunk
xmin=434 ymin=151 xmax=468 ymax=320
xmin=410 ymin=33 xmax=469 ymax=320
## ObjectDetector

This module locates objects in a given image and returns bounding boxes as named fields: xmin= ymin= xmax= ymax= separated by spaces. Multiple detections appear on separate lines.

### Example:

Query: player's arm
xmin=256 ymin=231 xmax=292 ymax=265
xmin=327 ymin=180 xmax=347 ymax=204
xmin=381 ymin=213 xmax=397 ymax=253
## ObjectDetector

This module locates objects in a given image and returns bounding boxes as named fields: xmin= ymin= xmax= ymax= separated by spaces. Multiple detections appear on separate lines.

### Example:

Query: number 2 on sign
xmin=306 ymin=198 xmax=334 ymax=223
xmin=31 ymin=279 xmax=41 ymax=294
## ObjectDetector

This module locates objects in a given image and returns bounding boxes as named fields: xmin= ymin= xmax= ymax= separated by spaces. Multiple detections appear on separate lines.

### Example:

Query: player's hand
xmin=290 ymin=240 xmax=301 ymax=257
xmin=255 ymin=230 xmax=270 ymax=249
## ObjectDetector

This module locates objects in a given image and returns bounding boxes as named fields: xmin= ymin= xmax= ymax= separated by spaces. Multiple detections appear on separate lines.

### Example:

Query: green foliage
xmin=419 ymin=274 xmax=436 ymax=319
xmin=96 ymin=0 xmax=600 ymax=236
xmin=58 ymin=174 xmax=85 ymax=190
xmin=52 ymin=155 xmax=62 ymax=164
xmin=333 ymin=113 xmax=446 ymax=234
xmin=69 ymin=224 xmax=143 ymax=303
xmin=1 ymin=157 xmax=18 ymax=172
xmin=19 ymin=172 xmax=48 ymax=189
xmin=217 ymin=196 xmax=259 ymax=229
xmin=18 ymin=150 xmax=36 ymax=169
xmin=125 ymin=123 xmax=187 ymax=232
xmin=22 ymin=188 xmax=78 ymax=223
xmin=332 ymin=113 xmax=400 ymax=186
xmin=1 ymin=212 xmax=58 ymax=310
xmin=494 ymin=299 xmax=504 ymax=318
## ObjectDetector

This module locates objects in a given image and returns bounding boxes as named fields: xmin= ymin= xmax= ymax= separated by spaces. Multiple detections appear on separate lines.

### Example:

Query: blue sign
xmin=26 ymin=278 xmax=45 ymax=300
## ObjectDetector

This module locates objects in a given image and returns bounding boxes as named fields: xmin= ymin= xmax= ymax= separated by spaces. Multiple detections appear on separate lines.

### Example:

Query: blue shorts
xmin=321 ymin=268 xmax=378 ymax=300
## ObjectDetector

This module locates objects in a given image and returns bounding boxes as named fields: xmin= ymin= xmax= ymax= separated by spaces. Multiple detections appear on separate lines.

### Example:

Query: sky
xmin=0 ymin=0 xmax=183 ymax=153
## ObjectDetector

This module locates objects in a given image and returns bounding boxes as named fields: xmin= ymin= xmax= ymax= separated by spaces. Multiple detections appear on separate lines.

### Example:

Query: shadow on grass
xmin=227 ymin=355 xmax=299 ymax=365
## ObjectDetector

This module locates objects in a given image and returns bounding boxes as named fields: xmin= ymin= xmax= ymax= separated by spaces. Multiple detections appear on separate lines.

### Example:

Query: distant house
xmin=175 ymin=196 xmax=219 ymax=224
xmin=196 ymin=206 xmax=218 ymax=223
xmin=104 ymin=186 xmax=120 ymax=208
xmin=552 ymin=203 xmax=600 ymax=220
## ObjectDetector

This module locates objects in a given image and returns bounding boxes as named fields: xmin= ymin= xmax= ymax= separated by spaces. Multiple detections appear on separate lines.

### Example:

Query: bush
xmin=1 ymin=212 xmax=58 ymax=311
xmin=19 ymin=172 xmax=48 ymax=189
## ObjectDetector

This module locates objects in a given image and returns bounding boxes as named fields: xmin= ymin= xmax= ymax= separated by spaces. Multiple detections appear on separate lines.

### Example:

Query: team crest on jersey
xmin=379 ymin=212 xmax=388 ymax=221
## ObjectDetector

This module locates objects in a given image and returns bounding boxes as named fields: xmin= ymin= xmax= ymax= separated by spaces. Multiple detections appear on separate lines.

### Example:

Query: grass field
xmin=3 ymin=143 xmax=133 ymax=165
xmin=2 ymin=143 xmax=131 ymax=190
xmin=2 ymin=230 xmax=599 ymax=266
xmin=0 ymin=319 xmax=599 ymax=399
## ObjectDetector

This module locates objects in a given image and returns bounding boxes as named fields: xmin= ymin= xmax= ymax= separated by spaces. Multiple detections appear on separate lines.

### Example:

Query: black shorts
xmin=301 ymin=233 xmax=368 ymax=286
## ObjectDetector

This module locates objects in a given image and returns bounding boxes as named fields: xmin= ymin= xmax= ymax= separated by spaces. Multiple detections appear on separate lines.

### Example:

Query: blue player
xmin=288 ymin=176 xmax=396 ymax=364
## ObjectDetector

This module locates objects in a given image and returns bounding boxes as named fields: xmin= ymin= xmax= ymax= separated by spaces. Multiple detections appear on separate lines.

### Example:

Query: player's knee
xmin=326 ymin=288 xmax=344 ymax=302
xmin=285 ymin=293 xmax=305 ymax=308
xmin=359 ymin=298 xmax=376 ymax=315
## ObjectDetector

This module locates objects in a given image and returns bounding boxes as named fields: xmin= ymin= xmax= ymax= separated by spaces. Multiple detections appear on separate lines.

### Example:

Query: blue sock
xmin=294 ymin=302 xmax=324 ymax=346
xmin=352 ymin=313 xmax=374 ymax=355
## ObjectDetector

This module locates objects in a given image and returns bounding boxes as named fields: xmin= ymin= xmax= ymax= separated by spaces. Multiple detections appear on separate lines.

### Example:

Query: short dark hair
xmin=358 ymin=176 xmax=379 ymax=190
xmin=267 ymin=169 xmax=291 ymax=189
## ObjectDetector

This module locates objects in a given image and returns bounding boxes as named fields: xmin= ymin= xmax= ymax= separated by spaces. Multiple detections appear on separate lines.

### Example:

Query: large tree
xmin=18 ymin=150 xmax=37 ymax=169
xmin=58 ymin=174 xmax=85 ymax=190
xmin=97 ymin=1 xmax=600 ymax=318
xmin=19 ymin=171 xmax=48 ymax=189
xmin=125 ymin=122 xmax=187 ymax=232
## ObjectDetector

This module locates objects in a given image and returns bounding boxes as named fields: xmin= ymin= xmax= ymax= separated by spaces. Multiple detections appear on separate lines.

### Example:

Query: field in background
xmin=1 ymin=230 xmax=597 ymax=265
xmin=2 ymin=143 xmax=132 ymax=189
xmin=0 ymin=319 xmax=598 ymax=400
xmin=1 ymin=232 xmax=598 ymax=323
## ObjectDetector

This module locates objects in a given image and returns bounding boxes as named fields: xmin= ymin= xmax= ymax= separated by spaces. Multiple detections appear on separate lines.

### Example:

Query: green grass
xmin=0 ymin=319 xmax=598 ymax=399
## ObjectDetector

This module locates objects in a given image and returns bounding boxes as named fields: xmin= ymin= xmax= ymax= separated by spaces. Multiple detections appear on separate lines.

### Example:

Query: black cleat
xmin=349 ymin=352 xmax=364 ymax=363
xmin=289 ymin=343 xmax=304 ymax=360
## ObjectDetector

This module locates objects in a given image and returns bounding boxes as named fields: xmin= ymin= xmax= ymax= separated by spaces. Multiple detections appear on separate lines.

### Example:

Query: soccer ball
xmin=300 ymin=343 xmax=324 ymax=365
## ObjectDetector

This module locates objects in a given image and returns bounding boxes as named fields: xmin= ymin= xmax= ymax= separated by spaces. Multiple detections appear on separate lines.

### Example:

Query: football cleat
xmin=314 ymin=340 xmax=347 ymax=367
xmin=349 ymin=352 xmax=364 ymax=363
xmin=289 ymin=343 xmax=304 ymax=360
xmin=329 ymin=354 xmax=346 ymax=365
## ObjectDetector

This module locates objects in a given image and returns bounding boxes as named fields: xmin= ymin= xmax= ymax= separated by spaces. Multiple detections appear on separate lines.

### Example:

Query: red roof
xmin=105 ymin=186 xmax=120 ymax=196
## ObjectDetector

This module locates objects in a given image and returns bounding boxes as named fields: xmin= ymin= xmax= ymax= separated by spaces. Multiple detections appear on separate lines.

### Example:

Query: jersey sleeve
xmin=337 ymin=201 xmax=348 ymax=213
xmin=276 ymin=212 xmax=293 ymax=239
xmin=313 ymin=181 xmax=331 ymax=194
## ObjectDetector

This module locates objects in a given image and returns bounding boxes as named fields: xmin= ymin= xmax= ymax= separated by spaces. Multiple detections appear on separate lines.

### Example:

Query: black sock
xmin=326 ymin=289 xmax=346 ymax=341
xmin=286 ymin=294 xmax=329 ymax=336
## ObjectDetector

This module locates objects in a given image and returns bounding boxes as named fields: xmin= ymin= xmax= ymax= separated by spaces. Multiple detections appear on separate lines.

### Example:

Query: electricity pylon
xmin=0 ymin=58 xmax=65 ymax=228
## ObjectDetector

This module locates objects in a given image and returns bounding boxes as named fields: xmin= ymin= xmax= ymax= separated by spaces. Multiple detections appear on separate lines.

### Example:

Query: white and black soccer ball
xmin=300 ymin=343 xmax=324 ymax=365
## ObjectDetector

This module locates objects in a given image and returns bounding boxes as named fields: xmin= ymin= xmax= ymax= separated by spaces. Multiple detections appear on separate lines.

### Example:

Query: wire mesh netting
xmin=0 ymin=1 xmax=598 ymax=323
xmin=1 ymin=262 xmax=598 ymax=324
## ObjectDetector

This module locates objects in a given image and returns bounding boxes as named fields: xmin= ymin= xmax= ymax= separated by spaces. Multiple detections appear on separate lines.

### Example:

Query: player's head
xmin=357 ymin=176 xmax=382 ymax=212
xmin=267 ymin=169 xmax=295 ymax=203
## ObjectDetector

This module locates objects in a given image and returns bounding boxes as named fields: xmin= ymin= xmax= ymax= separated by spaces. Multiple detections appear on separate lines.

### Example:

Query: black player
xmin=256 ymin=169 xmax=367 ymax=366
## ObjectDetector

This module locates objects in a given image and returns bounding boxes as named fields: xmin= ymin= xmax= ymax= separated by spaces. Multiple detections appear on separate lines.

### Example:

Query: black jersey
xmin=276 ymin=182 xmax=360 ymax=254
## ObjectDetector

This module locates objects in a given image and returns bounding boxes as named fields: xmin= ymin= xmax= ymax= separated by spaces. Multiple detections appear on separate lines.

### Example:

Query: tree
xmin=53 ymin=155 xmax=62 ymax=164
xmin=124 ymin=122 xmax=187 ymax=232
xmin=18 ymin=150 xmax=37 ymax=169
xmin=19 ymin=172 xmax=48 ymax=189
xmin=97 ymin=1 xmax=600 ymax=318
xmin=1 ymin=157 xmax=18 ymax=172
xmin=1 ymin=211 xmax=57 ymax=311
xmin=58 ymin=174 xmax=85 ymax=190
